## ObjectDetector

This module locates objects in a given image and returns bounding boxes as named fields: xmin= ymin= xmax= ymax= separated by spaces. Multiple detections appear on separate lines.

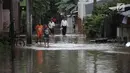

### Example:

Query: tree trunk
xmin=93 ymin=0 xmax=97 ymax=11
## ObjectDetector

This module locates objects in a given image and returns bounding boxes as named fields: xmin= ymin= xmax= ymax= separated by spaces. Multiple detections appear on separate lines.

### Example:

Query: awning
xmin=120 ymin=10 xmax=130 ymax=17
xmin=109 ymin=6 xmax=117 ymax=11
xmin=109 ymin=4 xmax=130 ymax=11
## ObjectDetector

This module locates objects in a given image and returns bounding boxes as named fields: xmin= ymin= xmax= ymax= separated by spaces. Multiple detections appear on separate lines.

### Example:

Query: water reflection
xmin=2 ymin=49 xmax=130 ymax=73
xmin=37 ymin=50 xmax=43 ymax=65
xmin=116 ymin=54 xmax=130 ymax=73
xmin=58 ymin=51 xmax=78 ymax=73
xmin=36 ymin=50 xmax=44 ymax=73
xmin=53 ymin=36 xmax=80 ymax=44
xmin=78 ymin=50 xmax=86 ymax=73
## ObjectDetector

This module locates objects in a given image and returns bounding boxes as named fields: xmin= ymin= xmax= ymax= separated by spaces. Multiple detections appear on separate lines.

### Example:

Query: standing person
xmin=48 ymin=19 xmax=55 ymax=36
xmin=61 ymin=18 xmax=68 ymax=36
xmin=35 ymin=24 xmax=43 ymax=44
xmin=44 ymin=25 xmax=50 ymax=48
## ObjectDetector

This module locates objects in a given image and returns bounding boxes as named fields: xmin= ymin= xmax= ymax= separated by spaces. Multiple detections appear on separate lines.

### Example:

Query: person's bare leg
xmin=44 ymin=42 xmax=46 ymax=47
xmin=47 ymin=42 xmax=49 ymax=48
xmin=36 ymin=37 xmax=38 ymax=43
xmin=38 ymin=38 xmax=39 ymax=44
xmin=40 ymin=37 xmax=42 ymax=45
xmin=40 ymin=39 xmax=41 ymax=45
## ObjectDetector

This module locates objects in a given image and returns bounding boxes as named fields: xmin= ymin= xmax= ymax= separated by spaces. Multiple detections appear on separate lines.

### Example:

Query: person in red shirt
xmin=35 ymin=24 xmax=44 ymax=44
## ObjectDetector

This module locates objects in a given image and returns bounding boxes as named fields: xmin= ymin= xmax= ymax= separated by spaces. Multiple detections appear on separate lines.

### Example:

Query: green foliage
xmin=93 ymin=2 xmax=116 ymax=15
xmin=84 ymin=0 xmax=123 ymax=38
xmin=84 ymin=14 xmax=105 ymax=37
xmin=56 ymin=0 xmax=78 ymax=14
xmin=117 ymin=0 xmax=130 ymax=4
xmin=32 ymin=0 xmax=50 ymax=17
xmin=32 ymin=0 xmax=60 ymax=25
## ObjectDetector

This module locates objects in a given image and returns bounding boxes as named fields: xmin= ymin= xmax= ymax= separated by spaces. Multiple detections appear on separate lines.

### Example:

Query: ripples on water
xmin=1 ymin=48 xmax=130 ymax=73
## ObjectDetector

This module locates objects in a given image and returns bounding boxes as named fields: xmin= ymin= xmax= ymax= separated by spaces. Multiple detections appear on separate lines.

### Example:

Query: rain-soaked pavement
xmin=1 ymin=34 xmax=130 ymax=73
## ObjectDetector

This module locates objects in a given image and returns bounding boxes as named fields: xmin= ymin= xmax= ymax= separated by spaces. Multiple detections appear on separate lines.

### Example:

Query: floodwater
xmin=0 ymin=34 xmax=130 ymax=73
xmin=1 ymin=49 xmax=130 ymax=73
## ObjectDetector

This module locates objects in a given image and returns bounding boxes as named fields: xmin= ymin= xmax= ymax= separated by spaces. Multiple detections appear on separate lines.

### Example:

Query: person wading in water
xmin=61 ymin=18 xmax=68 ymax=36
xmin=35 ymin=24 xmax=43 ymax=44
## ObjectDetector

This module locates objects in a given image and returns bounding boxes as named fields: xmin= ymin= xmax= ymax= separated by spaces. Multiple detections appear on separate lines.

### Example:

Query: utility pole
xmin=78 ymin=0 xmax=87 ymax=33
xmin=10 ymin=0 xmax=15 ymax=73
xmin=26 ymin=0 xmax=32 ymax=44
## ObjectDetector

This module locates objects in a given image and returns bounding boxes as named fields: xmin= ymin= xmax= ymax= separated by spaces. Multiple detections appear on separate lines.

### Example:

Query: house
xmin=77 ymin=0 xmax=113 ymax=34
xmin=0 ymin=0 xmax=20 ymax=35
xmin=109 ymin=4 xmax=130 ymax=41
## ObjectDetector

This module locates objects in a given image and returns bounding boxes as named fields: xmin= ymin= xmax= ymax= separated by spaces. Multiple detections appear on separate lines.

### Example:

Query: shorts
xmin=44 ymin=35 xmax=49 ymax=42
xmin=49 ymin=28 xmax=54 ymax=34
xmin=44 ymin=38 xmax=49 ymax=42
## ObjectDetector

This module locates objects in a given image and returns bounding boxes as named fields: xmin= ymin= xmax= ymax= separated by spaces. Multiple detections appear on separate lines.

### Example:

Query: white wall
xmin=67 ymin=16 xmax=73 ymax=34
xmin=78 ymin=0 xmax=101 ymax=20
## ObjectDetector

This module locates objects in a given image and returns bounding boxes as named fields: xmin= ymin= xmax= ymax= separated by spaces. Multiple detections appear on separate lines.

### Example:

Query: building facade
xmin=0 ymin=0 xmax=3 ymax=33
xmin=0 ymin=0 xmax=20 ymax=34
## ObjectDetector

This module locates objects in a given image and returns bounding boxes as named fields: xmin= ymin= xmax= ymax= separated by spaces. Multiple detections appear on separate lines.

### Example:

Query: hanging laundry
xmin=122 ymin=16 xmax=128 ymax=24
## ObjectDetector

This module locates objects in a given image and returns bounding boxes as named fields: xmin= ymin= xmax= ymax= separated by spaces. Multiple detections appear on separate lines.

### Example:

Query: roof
xmin=109 ymin=4 xmax=130 ymax=11
xmin=109 ymin=4 xmax=130 ymax=17
xmin=120 ymin=10 xmax=130 ymax=17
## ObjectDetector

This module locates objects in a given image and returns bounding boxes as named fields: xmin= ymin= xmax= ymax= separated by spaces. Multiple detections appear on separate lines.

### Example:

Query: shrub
xmin=84 ymin=1 xmax=117 ymax=38
xmin=84 ymin=14 xmax=105 ymax=38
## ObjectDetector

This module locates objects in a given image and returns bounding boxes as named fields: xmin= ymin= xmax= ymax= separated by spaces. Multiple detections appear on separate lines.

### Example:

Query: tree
xmin=84 ymin=14 xmax=105 ymax=37
xmin=93 ymin=0 xmax=97 ymax=11
xmin=85 ymin=0 xmax=130 ymax=38
xmin=85 ymin=1 xmax=117 ymax=37
xmin=118 ymin=0 xmax=130 ymax=4
xmin=56 ymin=0 xmax=78 ymax=15
xmin=32 ymin=0 xmax=50 ymax=23
xmin=32 ymin=0 xmax=60 ymax=29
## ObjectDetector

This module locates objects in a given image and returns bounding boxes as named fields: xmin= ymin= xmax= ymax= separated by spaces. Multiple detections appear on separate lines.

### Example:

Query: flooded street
xmin=11 ymin=50 xmax=130 ymax=73
xmin=1 ymin=34 xmax=130 ymax=73
xmin=2 ymin=0 xmax=130 ymax=73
